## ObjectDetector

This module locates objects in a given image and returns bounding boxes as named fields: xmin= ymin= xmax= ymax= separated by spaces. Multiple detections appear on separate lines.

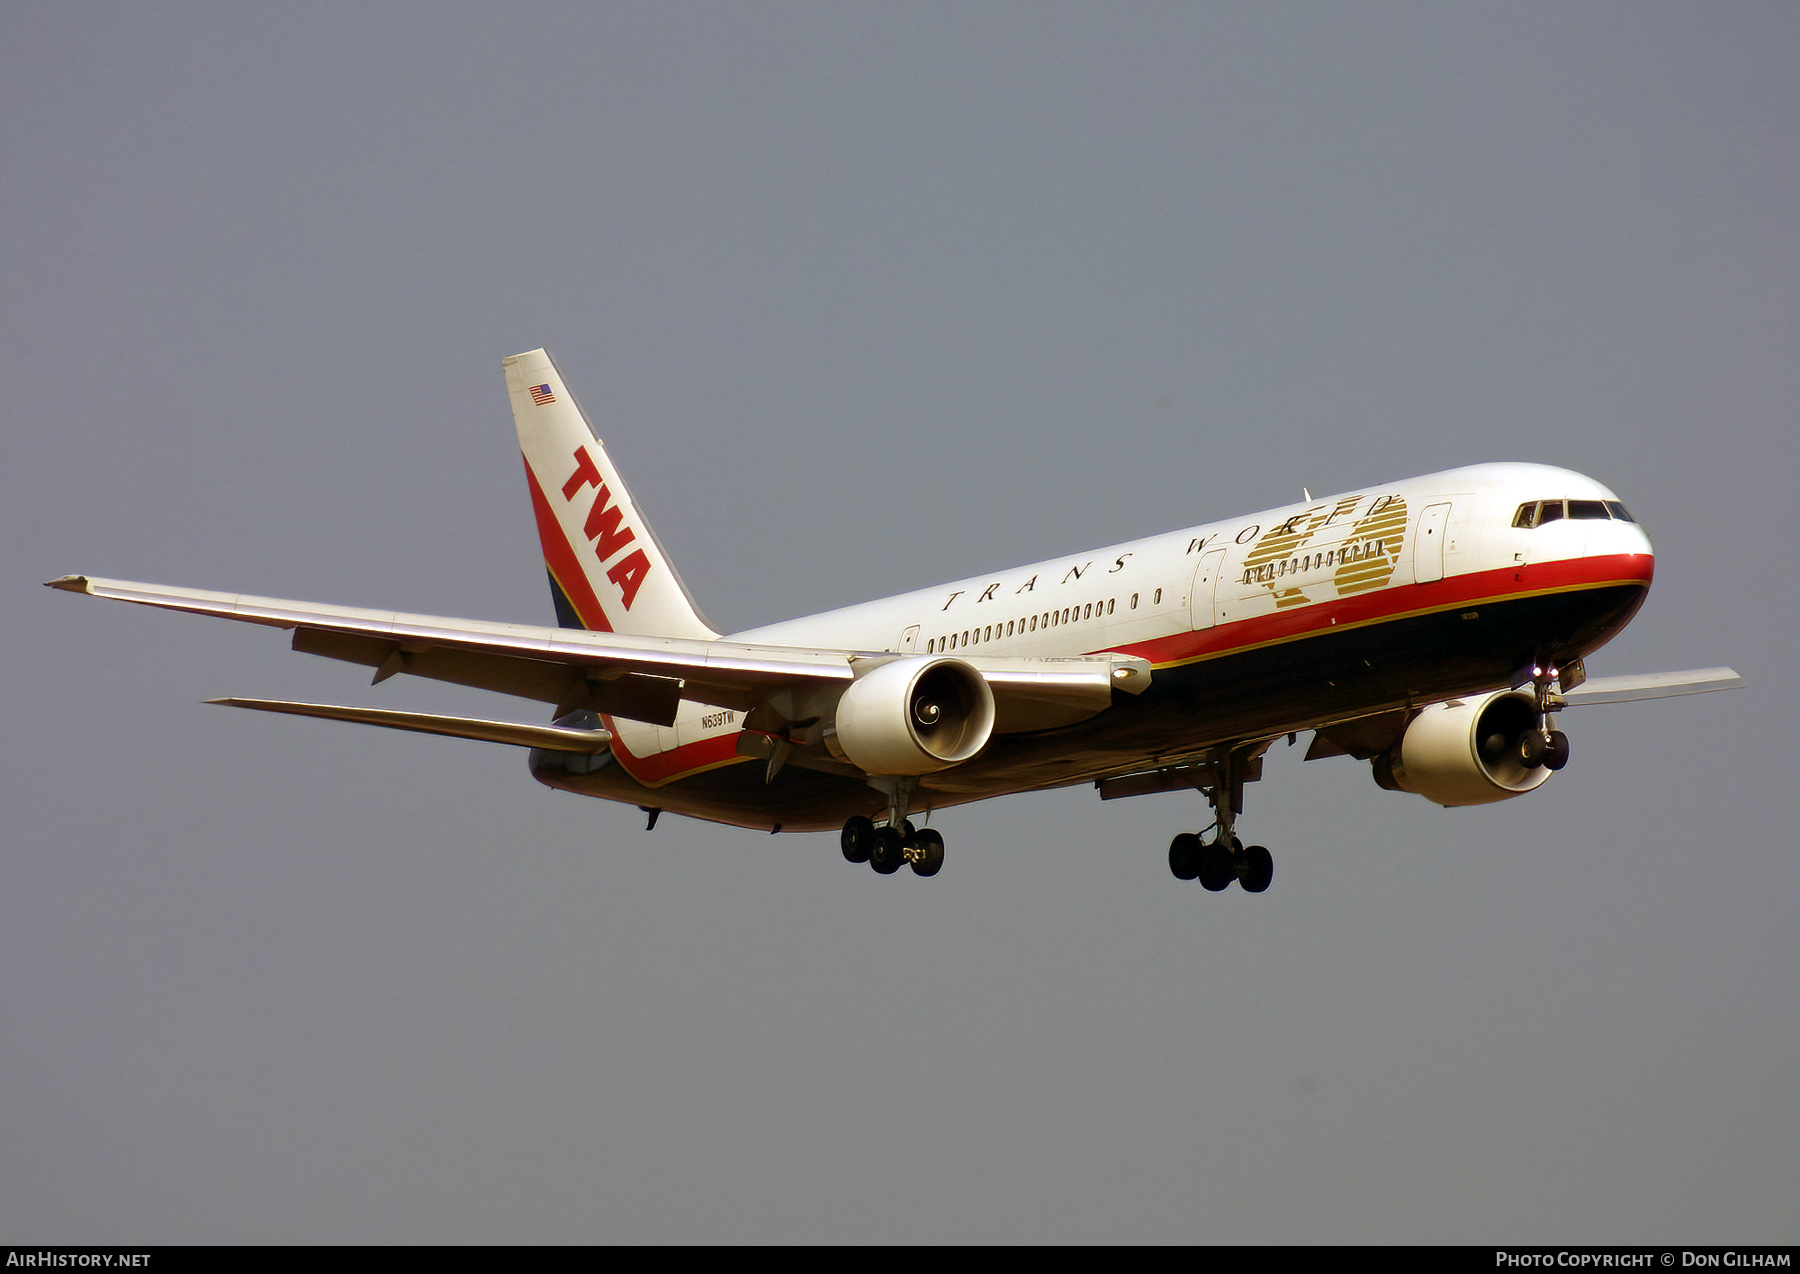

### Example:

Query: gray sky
xmin=4 ymin=2 xmax=1795 ymax=1243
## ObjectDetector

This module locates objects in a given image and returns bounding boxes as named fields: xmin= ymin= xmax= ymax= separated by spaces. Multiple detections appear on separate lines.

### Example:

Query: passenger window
xmin=1131 ymin=593 xmax=1139 ymax=609
xmin=1153 ymin=589 xmax=1162 ymax=605
xmin=1084 ymin=604 xmax=1092 ymax=620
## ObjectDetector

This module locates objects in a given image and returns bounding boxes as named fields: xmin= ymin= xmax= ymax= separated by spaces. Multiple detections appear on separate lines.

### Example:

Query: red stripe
xmin=605 ymin=728 xmax=747 ymax=787
xmin=523 ymin=455 xmax=613 ymax=634
xmin=1117 ymin=553 xmax=1653 ymax=668
xmin=526 ymin=455 xmax=756 ymax=785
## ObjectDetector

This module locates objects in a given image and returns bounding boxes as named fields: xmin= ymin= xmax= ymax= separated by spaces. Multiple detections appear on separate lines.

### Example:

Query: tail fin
xmin=504 ymin=349 xmax=718 ymax=639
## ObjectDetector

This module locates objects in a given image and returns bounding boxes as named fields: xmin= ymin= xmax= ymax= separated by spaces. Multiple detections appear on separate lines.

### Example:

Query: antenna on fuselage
xmin=1303 ymin=487 xmax=1312 ymax=501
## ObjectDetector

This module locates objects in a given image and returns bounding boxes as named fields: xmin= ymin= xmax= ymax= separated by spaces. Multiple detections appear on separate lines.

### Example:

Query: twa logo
xmin=561 ymin=446 xmax=652 ymax=610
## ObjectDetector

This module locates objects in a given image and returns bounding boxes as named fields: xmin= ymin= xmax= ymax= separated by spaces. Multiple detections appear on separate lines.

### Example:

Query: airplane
xmin=47 ymin=348 xmax=1741 ymax=890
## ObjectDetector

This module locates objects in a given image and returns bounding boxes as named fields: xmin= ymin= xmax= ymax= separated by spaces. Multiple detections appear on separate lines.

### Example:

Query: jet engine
xmin=1371 ymin=690 xmax=1555 ymax=807
xmin=829 ymin=657 xmax=996 ymax=776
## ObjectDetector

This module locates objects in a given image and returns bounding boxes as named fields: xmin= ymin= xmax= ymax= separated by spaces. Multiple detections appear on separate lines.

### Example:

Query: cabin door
xmin=1189 ymin=548 xmax=1227 ymax=630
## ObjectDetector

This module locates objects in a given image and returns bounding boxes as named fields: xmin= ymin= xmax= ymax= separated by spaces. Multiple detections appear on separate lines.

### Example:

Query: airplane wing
xmin=1554 ymin=667 xmax=1743 ymax=706
xmin=46 ymin=575 xmax=1150 ymax=730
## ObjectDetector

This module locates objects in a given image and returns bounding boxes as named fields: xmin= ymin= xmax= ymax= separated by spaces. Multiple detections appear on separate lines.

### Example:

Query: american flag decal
xmin=530 ymin=384 xmax=556 ymax=406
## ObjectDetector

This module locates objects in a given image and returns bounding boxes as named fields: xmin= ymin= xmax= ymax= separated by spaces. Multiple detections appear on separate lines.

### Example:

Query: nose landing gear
xmin=1519 ymin=661 xmax=1574 ymax=773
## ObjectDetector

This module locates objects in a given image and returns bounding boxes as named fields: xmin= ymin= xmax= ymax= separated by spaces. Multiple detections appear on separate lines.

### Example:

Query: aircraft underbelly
xmin=534 ymin=579 xmax=1648 ymax=835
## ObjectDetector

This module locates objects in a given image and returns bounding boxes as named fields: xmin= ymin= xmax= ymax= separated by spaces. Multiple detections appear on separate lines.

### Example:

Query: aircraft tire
xmin=870 ymin=826 xmax=906 ymax=875
xmin=1543 ymin=730 xmax=1571 ymax=771
xmin=1518 ymin=729 xmax=1548 ymax=769
xmin=910 ymin=829 xmax=945 ymax=877
xmin=1241 ymin=845 xmax=1274 ymax=893
xmin=1197 ymin=840 xmax=1235 ymax=892
xmin=841 ymin=815 xmax=875 ymax=864
xmin=1168 ymin=833 xmax=1201 ymax=881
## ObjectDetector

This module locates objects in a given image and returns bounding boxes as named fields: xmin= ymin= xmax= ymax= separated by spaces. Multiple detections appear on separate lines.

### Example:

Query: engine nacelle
xmin=1372 ymin=690 xmax=1554 ymax=807
xmin=830 ymin=657 xmax=996 ymax=776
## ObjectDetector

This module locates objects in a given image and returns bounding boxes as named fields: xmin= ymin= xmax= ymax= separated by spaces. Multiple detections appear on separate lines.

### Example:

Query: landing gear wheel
xmin=1168 ymin=833 xmax=1201 ymax=881
xmin=1240 ymin=845 xmax=1273 ymax=893
xmin=1543 ymin=730 xmax=1571 ymax=771
xmin=869 ymin=826 xmax=906 ymax=875
xmin=910 ymin=829 xmax=945 ymax=877
xmin=1518 ymin=729 xmax=1548 ymax=769
xmin=1197 ymin=839 xmax=1235 ymax=892
xmin=841 ymin=815 xmax=875 ymax=864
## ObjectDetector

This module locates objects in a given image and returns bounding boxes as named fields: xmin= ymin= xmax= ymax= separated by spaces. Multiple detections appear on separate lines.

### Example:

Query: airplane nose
xmin=1591 ymin=515 xmax=1654 ymax=562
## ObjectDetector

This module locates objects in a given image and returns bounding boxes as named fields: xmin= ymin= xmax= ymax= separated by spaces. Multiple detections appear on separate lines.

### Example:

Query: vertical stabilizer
xmin=504 ymin=349 xmax=718 ymax=639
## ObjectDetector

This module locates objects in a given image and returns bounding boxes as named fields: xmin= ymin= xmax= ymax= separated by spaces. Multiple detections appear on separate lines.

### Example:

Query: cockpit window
xmin=1514 ymin=498 xmax=1637 ymax=528
xmin=1513 ymin=500 xmax=1567 ymax=528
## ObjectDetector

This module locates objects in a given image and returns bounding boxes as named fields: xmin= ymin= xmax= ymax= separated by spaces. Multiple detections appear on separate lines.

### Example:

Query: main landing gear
xmin=1165 ymin=747 xmax=1274 ymax=893
xmin=840 ymin=776 xmax=943 ymax=878
xmin=1168 ymin=832 xmax=1273 ymax=892
xmin=840 ymin=815 xmax=944 ymax=877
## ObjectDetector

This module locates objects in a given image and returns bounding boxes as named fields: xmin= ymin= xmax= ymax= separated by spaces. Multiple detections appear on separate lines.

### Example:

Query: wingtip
xmin=44 ymin=575 xmax=93 ymax=593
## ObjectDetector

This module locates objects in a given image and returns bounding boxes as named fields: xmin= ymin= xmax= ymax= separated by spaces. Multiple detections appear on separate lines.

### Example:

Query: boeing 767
xmin=48 ymin=349 xmax=1740 ymax=889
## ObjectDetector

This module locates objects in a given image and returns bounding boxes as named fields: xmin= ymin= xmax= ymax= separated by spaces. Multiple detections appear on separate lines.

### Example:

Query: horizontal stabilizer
xmin=208 ymin=698 xmax=614 ymax=752
xmin=1559 ymin=667 xmax=1743 ymax=706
